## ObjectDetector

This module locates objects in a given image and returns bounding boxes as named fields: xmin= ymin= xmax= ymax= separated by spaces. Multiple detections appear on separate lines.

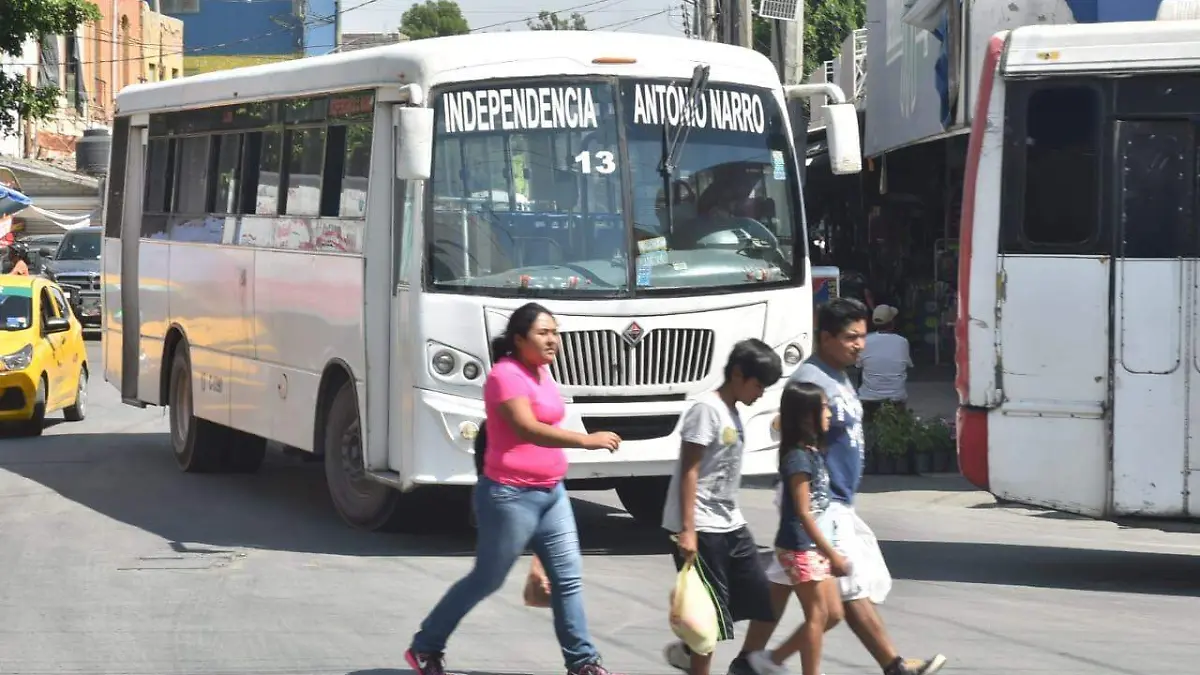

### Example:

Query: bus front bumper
xmin=404 ymin=385 xmax=784 ymax=487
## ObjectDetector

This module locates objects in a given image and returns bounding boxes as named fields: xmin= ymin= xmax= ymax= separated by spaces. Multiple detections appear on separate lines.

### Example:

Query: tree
xmin=750 ymin=0 xmax=865 ymax=78
xmin=400 ymin=0 xmax=470 ymax=40
xmin=527 ymin=10 xmax=588 ymax=30
xmin=0 ymin=0 xmax=102 ymax=136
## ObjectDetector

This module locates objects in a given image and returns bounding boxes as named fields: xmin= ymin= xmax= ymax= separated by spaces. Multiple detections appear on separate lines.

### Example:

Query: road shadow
xmin=743 ymin=473 xmax=981 ymax=496
xmin=0 ymin=431 xmax=672 ymax=559
xmin=857 ymin=473 xmax=980 ymax=495
xmin=881 ymin=539 xmax=1200 ymax=597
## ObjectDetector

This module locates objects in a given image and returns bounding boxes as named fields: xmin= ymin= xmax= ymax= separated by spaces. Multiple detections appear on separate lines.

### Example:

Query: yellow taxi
xmin=0 ymin=273 xmax=89 ymax=436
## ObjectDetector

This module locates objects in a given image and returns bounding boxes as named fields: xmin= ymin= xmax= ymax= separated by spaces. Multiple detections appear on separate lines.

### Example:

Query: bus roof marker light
xmin=592 ymin=57 xmax=637 ymax=64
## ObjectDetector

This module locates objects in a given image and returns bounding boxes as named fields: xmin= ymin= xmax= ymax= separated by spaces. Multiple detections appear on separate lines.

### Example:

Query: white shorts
xmin=766 ymin=494 xmax=893 ymax=604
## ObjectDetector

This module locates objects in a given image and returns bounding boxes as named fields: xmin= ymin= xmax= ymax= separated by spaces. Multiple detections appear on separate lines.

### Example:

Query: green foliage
xmin=400 ymin=0 xmax=470 ymax=40
xmin=803 ymin=0 xmax=866 ymax=77
xmin=527 ymin=10 xmax=587 ymax=30
xmin=866 ymin=402 xmax=956 ymax=457
xmin=865 ymin=402 xmax=914 ymax=457
xmin=750 ymin=0 xmax=865 ymax=78
xmin=0 ymin=0 xmax=102 ymax=136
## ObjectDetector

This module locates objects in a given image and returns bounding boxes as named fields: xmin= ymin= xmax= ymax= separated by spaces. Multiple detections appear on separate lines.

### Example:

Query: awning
xmin=0 ymin=185 xmax=32 ymax=218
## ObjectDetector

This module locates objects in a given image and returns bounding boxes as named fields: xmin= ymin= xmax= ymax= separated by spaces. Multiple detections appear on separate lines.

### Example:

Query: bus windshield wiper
xmin=659 ymin=64 xmax=710 ymax=239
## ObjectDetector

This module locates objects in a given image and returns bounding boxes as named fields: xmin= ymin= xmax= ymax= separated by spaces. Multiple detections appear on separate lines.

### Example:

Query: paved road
xmin=1 ymin=343 xmax=1198 ymax=675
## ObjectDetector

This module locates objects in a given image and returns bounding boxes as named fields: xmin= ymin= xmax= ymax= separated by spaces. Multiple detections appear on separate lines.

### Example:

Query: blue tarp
xmin=0 ymin=185 xmax=32 ymax=218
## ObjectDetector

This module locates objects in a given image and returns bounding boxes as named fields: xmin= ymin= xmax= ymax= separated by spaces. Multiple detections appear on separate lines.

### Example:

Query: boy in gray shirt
xmin=661 ymin=339 xmax=783 ymax=675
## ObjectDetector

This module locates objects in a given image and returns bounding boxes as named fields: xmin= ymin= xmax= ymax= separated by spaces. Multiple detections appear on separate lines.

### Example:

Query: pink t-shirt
xmin=483 ymin=357 xmax=569 ymax=487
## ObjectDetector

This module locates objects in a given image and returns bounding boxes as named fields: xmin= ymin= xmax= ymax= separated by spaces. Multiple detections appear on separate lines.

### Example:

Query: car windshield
xmin=0 ymin=288 xmax=32 ymax=331
xmin=425 ymin=76 xmax=802 ymax=298
xmin=56 ymin=231 xmax=101 ymax=261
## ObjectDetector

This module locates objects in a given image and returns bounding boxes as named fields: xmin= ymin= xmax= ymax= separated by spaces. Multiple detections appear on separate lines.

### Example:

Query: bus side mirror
xmin=825 ymin=102 xmax=864 ymax=176
xmin=823 ymin=103 xmax=863 ymax=175
xmin=394 ymin=106 xmax=434 ymax=181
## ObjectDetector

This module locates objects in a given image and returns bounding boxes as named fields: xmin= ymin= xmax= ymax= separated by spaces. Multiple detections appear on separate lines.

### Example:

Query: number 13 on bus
xmin=101 ymin=31 xmax=863 ymax=530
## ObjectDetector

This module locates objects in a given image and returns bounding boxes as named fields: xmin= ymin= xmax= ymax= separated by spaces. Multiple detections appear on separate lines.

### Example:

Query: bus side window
xmin=104 ymin=117 xmax=130 ymax=239
xmin=1020 ymin=86 xmax=1101 ymax=248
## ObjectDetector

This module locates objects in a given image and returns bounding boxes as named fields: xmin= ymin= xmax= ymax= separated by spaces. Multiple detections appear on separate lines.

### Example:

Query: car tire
xmin=63 ymin=367 xmax=87 ymax=422
xmin=18 ymin=376 xmax=47 ymax=437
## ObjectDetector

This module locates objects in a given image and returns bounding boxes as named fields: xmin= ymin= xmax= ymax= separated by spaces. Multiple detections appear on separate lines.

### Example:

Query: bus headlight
xmin=426 ymin=341 xmax=486 ymax=386
xmin=783 ymin=343 xmax=803 ymax=365
xmin=432 ymin=350 xmax=456 ymax=375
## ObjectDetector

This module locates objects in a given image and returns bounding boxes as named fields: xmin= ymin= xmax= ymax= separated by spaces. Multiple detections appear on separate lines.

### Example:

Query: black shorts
xmin=671 ymin=525 xmax=774 ymax=641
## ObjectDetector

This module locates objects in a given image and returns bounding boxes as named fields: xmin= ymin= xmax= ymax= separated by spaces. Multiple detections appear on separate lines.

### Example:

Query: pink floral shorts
xmin=774 ymin=548 xmax=832 ymax=584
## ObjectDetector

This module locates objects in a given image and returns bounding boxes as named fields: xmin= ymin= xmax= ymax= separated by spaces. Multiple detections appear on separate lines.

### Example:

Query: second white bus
xmin=958 ymin=17 xmax=1200 ymax=521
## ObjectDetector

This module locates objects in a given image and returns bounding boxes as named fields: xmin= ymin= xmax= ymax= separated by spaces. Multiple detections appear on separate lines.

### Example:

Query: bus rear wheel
xmin=323 ymin=381 xmax=405 ymax=531
xmin=169 ymin=346 xmax=227 ymax=473
xmin=615 ymin=476 xmax=671 ymax=527
xmin=167 ymin=344 xmax=265 ymax=473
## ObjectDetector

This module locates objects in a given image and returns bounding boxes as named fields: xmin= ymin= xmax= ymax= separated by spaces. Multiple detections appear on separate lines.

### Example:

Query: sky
xmin=339 ymin=0 xmax=689 ymax=39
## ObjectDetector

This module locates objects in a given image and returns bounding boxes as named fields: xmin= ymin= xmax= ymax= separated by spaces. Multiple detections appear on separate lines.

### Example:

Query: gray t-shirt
xmin=662 ymin=392 xmax=747 ymax=533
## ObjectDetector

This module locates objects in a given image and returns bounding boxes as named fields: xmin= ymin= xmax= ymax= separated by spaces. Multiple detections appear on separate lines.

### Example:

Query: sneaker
xmin=569 ymin=663 xmax=618 ymax=675
xmin=891 ymin=655 xmax=948 ymax=675
xmin=405 ymin=648 xmax=446 ymax=675
xmin=663 ymin=641 xmax=692 ymax=672
xmin=746 ymin=650 xmax=789 ymax=675
xmin=727 ymin=654 xmax=755 ymax=675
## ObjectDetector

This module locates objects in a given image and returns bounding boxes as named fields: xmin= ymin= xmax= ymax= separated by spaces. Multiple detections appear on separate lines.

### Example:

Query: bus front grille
xmin=550 ymin=328 xmax=715 ymax=387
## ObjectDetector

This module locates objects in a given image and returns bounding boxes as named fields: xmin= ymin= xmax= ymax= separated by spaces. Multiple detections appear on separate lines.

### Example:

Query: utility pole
xmin=725 ymin=0 xmax=753 ymax=47
xmin=696 ymin=0 xmax=717 ymax=41
xmin=770 ymin=1 xmax=803 ymax=85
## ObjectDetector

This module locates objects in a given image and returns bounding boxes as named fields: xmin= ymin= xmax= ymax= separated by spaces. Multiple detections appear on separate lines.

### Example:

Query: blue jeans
xmin=410 ymin=476 xmax=600 ymax=669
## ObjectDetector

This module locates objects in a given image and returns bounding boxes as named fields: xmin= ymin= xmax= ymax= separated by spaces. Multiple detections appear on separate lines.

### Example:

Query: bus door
xmin=102 ymin=116 xmax=146 ymax=404
xmin=1110 ymin=118 xmax=1199 ymax=518
xmin=990 ymin=84 xmax=1111 ymax=515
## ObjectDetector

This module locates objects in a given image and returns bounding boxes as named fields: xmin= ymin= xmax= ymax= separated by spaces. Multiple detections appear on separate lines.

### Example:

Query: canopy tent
xmin=0 ymin=185 xmax=32 ymax=219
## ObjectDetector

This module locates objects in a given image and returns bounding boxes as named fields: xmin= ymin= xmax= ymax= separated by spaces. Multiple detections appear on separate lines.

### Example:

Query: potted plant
xmin=910 ymin=417 xmax=936 ymax=475
xmin=869 ymin=402 xmax=913 ymax=474
xmin=924 ymin=418 xmax=957 ymax=472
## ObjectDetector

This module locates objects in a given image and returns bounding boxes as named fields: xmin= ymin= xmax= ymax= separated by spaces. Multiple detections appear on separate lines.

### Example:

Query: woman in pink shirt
xmin=407 ymin=302 xmax=622 ymax=675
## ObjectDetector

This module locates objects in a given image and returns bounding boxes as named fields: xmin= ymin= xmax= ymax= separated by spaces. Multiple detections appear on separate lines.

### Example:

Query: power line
xmin=590 ymin=8 xmax=670 ymax=30
xmin=469 ymin=0 xmax=628 ymax=31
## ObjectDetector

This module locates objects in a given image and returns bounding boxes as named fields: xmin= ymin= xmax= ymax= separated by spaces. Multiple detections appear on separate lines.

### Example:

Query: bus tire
xmin=614 ymin=476 xmax=671 ymax=527
xmin=323 ymin=380 xmax=404 ymax=531
xmin=168 ymin=344 xmax=226 ymax=473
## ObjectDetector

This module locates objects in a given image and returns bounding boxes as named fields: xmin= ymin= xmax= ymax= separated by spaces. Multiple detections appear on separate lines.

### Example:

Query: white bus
xmin=102 ymin=31 xmax=863 ymax=530
xmin=957 ymin=15 xmax=1200 ymax=521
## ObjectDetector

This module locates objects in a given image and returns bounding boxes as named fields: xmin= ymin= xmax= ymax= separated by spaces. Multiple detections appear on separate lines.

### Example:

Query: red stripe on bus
xmin=955 ymin=33 xmax=1006 ymax=492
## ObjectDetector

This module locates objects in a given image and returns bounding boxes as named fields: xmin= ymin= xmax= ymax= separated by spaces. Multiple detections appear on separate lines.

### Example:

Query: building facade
xmin=0 ymin=0 xmax=184 ymax=166
xmin=162 ymin=0 xmax=338 ymax=76
xmin=142 ymin=4 xmax=186 ymax=84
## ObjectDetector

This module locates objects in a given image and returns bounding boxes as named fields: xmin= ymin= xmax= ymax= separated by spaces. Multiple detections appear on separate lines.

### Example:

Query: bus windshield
xmin=426 ymin=77 xmax=802 ymax=297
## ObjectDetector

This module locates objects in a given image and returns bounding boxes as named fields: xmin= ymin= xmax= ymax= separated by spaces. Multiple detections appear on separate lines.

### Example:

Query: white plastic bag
xmin=833 ymin=507 xmax=893 ymax=604
xmin=668 ymin=558 xmax=719 ymax=655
